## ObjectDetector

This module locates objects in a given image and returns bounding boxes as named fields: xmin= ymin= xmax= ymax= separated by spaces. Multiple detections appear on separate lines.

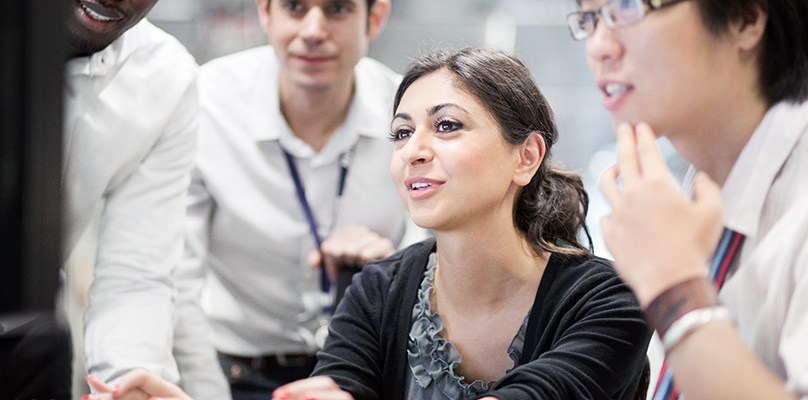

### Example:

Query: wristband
xmin=661 ymin=306 xmax=734 ymax=352
xmin=644 ymin=277 xmax=717 ymax=338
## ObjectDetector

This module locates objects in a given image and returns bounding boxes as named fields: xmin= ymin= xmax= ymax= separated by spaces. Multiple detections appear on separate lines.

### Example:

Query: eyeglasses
xmin=567 ymin=0 xmax=689 ymax=41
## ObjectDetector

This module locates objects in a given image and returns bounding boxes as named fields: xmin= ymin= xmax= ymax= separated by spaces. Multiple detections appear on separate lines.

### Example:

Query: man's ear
xmin=367 ymin=0 xmax=391 ymax=41
xmin=731 ymin=6 xmax=767 ymax=52
xmin=513 ymin=132 xmax=546 ymax=187
xmin=256 ymin=0 xmax=271 ymax=34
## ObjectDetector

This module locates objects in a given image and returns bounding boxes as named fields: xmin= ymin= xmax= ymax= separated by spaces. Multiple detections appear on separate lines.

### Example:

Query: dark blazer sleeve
xmin=487 ymin=257 xmax=652 ymax=400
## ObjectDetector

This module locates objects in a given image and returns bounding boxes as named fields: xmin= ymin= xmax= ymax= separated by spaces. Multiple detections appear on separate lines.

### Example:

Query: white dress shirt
xmin=183 ymin=46 xmax=421 ymax=357
xmin=64 ymin=19 xmax=228 ymax=399
xmin=683 ymin=99 xmax=808 ymax=399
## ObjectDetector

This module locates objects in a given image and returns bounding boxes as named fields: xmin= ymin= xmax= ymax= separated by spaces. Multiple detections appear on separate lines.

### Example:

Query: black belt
xmin=217 ymin=351 xmax=318 ymax=376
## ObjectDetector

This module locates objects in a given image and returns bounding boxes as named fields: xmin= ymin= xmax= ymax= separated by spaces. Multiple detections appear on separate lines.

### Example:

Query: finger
xmin=86 ymin=376 xmax=115 ymax=393
xmin=82 ymin=394 xmax=114 ymax=400
xmin=692 ymin=171 xmax=725 ymax=245
xmin=341 ymin=233 xmax=375 ymax=258
xmin=598 ymin=165 xmax=622 ymax=206
xmin=337 ymin=227 xmax=393 ymax=264
xmin=116 ymin=369 xmax=190 ymax=400
xmin=116 ymin=390 xmax=150 ymax=400
xmin=634 ymin=123 xmax=668 ymax=177
xmin=692 ymin=171 xmax=723 ymax=211
xmin=358 ymin=239 xmax=395 ymax=265
xmin=299 ymin=390 xmax=355 ymax=400
xmin=321 ymin=253 xmax=339 ymax=283
xmin=599 ymin=215 xmax=618 ymax=260
xmin=614 ymin=123 xmax=640 ymax=188
xmin=324 ymin=241 xmax=363 ymax=268
xmin=274 ymin=377 xmax=342 ymax=399
xmin=307 ymin=250 xmax=322 ymax=269
xmin=322 ymin=225 xmax=368 ymax=254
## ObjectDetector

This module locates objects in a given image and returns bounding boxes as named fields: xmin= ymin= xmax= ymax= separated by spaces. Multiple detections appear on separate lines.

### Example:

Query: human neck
xmin=279 ymin=74 xmax=355 ymax=152
xmin=668 ymin=91 xmax=768 ymax=187
xmin=432 ymin=225 xmax=548 ymax=313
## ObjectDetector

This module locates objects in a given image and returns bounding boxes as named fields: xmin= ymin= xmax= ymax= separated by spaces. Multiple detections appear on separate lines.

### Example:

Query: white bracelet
xmin=661 ymin=306 xmax=734 ymax=352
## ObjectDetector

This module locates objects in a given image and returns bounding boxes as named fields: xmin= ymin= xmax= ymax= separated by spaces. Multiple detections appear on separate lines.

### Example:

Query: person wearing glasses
xmin=567 ymin=0 xmax=808 ymax=399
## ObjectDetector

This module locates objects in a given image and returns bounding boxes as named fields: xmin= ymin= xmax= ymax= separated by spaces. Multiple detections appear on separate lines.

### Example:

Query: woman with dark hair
xmin=271 ymin=47 xmax=651 ymax=400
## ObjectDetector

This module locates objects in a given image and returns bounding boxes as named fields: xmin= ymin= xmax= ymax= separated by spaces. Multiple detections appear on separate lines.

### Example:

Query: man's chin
xmin=67 ymin=32 xmax=114 ymax=57
xmin=65 ymin=17 xmax=123 ymax=57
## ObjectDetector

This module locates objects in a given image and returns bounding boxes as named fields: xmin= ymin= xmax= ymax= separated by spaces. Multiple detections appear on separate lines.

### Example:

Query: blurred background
xmin=65 ymin=0 xmax=688 ymax=397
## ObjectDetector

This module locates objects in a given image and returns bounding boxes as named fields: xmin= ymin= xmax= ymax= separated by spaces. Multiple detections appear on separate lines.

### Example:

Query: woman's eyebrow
xmin=392 ymin=112 xmax=411 ymax=121
xmin=393 ymin=103 xmax=470 ymax=122
xmin=428 ymin=103 xmax=469 ymax=116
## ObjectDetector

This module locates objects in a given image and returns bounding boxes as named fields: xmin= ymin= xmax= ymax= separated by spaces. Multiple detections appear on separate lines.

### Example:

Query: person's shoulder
xmin=356 ymin=57 xmax=401 ymax=81
xmin=551 ymin=253 xmax=623 ymax=291
xmin=198 ymin=46 xmax=276 ymax=94
xmin=125 ymin=19 xmax=197 ymax=72
xmin=547 ymin=253 xmax=642 ymax=315
xmin=351 ymin=57 xmax=401 ymax=138
xmin=201 ymin=46 xmax=275 ymax=76
xmin=778 ymin=99 xmax=808 ymax=162
xmin=355 ymin=57 xmax=401 ymax=95
xmin=360 ymin=238 xmax=436 ymax=287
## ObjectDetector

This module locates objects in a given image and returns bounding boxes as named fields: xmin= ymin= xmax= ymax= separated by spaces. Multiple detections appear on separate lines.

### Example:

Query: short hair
xmin=394 ymin=48 xmax=593 ymax=256
xmin=697 ymin=0 xmax=808 ymax=104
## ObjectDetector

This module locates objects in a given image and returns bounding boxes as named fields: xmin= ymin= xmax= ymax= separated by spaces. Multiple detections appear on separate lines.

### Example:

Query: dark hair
xmin=696 ymin=0 xmax=808 ymax=104
xmin=393 ymin=48 xmax=593 ymax=256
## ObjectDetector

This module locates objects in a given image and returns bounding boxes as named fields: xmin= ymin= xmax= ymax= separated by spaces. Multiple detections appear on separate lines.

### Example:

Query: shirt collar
xmin=720 ymin=100 xmax=808 ymax=236
xmin=64 ymin=19 xmax=153 ymax=77
xmin=252 ymin=54 xmax=393 ymax=156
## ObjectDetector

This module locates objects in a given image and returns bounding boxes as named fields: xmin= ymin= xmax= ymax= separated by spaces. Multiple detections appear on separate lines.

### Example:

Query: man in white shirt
xmin=64 ymin=0 xmax=229 ymax=398
xmin=566 ymin=0 xmax=808 ymax=398
xmin=175 ymin=0 xmax=423 ymax=398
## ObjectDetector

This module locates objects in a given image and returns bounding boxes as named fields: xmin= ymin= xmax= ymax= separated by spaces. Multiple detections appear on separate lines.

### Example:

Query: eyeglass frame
xmin=566 ymin=0 xmax=690 ymax=41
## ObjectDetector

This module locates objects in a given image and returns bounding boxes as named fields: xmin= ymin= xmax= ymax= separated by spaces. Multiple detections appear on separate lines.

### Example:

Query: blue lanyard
xmin=282 ymin=149 xmax=350 ymax=300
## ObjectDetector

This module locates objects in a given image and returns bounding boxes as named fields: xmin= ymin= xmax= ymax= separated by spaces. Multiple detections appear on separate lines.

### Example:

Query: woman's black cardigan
xmin=311 ymin=238 xmax=651 ymax=400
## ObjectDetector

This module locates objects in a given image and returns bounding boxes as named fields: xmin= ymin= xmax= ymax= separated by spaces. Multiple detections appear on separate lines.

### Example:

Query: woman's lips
xmin=404 ymin=177 xmax=444 ymax=200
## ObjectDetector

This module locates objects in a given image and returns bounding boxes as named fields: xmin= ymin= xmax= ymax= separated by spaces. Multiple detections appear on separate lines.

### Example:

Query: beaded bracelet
xmin=661 ymin=306 xmax=734 ymax=352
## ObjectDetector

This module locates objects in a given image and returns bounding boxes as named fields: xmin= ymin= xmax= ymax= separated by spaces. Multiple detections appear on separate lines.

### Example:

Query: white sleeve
xmin=83 ymin=74 xmax=198 ymax=385
xmin=172 ymin=166 xmax=232 ymax=400
xmin=782 ymin=236 xmax=808 ymax=400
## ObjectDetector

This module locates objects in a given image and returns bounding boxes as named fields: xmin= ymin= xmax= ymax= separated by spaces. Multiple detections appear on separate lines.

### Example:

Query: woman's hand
xmin=272 ymin=376 xmax=354 ymax=400
xmin=599 ymin=123 xmax=725 ymax=306
xmin=85 ymin=369 xmax=192 ymax=400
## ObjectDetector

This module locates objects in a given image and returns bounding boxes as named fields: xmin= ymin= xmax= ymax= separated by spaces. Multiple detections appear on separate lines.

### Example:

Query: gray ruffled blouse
xmin=405 ymin=253 xmax=529 ymax=400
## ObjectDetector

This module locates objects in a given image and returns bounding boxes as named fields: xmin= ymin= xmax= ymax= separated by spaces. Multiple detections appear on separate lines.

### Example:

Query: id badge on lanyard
xmin=282 ymin=147 xmax=354 ymax=348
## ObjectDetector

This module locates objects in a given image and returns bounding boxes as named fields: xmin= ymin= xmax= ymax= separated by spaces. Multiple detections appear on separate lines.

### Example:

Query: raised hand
xmin=599 ymin=123 xmax=725 ymax=306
